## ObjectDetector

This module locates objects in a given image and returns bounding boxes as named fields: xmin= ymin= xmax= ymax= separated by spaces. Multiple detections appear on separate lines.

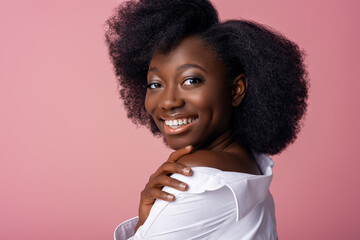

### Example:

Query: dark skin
xmin=135 ymin=35 xmax=260 ymax=232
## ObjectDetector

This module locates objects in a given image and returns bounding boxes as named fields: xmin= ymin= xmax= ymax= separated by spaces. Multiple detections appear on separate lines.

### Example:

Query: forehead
xmin=149 ymin=36 xmax=224 ymax=73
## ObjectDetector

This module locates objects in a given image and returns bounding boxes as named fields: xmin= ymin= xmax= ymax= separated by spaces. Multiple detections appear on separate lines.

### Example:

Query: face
xmin=145 ymin=36 xmax=233 ymax=150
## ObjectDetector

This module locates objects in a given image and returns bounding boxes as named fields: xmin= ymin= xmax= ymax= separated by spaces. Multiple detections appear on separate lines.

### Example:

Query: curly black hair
xmin=105 ymin=0 xmax=309 ymax=155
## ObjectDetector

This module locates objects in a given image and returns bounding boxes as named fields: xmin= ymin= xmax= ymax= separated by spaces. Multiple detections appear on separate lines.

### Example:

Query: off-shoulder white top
xmin=114 ymin=151 xmax=277 ymax=240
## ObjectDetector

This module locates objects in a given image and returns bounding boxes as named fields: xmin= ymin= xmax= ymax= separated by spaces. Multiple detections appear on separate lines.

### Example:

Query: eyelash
xmin=146 ymin=83 xmax=162 ymax=89
xmin=146 ymin=77 xmax=203 ymax=89
xmin=182 ymin=77 xmax=203 ymax=86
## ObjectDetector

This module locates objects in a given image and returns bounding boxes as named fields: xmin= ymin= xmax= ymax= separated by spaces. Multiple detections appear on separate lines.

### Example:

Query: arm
xmin=135 ymin=146 xmax=194 ymax=232
xmin=114 ymin=146 xmax=194 ymax=240
xmin=133 ymin=172 xmax=236 ymax=239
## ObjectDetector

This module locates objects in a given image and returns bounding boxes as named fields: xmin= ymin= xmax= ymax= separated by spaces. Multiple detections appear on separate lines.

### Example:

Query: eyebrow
xmin=148 ymin=63 xmax=206 ymax=73
xmin=177 ymin=64 xmax=206 ymax=73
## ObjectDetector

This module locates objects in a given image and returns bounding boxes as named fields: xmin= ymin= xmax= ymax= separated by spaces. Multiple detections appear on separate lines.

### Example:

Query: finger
xmin=154 ymin=162 xmax=192 ymax=176
xmin=148 ymin=175 xmax=188 ymax=191
xmin=141 ymin=188 xmax=175 ymax=203
xmin=167 ymin=145 xmax=193 ymax=163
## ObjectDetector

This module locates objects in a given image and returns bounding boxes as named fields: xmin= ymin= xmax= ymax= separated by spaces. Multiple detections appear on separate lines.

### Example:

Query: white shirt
xmin=114 ymin=151 xmax=277 ymax=240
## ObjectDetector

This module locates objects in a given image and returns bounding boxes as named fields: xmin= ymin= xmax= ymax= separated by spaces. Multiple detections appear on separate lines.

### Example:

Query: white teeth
xmin=164 ymin=117 xmax=198 ymax=128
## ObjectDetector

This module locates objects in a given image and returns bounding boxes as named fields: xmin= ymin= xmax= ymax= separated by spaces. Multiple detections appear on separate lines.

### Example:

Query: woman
xmin=105 ymin=0 xmax=309 ymax=239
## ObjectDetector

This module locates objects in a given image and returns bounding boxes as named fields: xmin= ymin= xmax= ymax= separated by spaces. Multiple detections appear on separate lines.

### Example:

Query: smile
xmin=161 ymin=117 xmax=198 ymax=135
xmin=164 ymin=118 xmax=198 ymax=129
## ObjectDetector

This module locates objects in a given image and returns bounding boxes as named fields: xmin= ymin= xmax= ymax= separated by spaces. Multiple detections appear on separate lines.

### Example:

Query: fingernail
xmin=183 ymin=167 xmax=191 ymax=174
xmin=179 ymin=183 xmax=187 ymax=189
xmin=167 ymin=195 xmax=174 ymax=200
xmin=186 ymin=145 xmax=192 ymax=150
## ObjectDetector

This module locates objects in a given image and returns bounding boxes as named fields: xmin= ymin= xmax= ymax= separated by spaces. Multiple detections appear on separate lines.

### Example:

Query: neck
xmin=194 ymin=129 xmax=236 ymax=152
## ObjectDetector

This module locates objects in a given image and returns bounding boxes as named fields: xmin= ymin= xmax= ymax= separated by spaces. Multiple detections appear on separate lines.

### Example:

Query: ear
xmin=231 ymin=74 xmax=247 ymax=107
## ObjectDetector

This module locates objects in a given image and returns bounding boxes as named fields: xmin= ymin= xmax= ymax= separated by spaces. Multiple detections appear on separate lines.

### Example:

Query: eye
xmin=146 ymin=82 xmax=162 ymax=89
xmin=182 ymin=77 xmax=203 ymax=86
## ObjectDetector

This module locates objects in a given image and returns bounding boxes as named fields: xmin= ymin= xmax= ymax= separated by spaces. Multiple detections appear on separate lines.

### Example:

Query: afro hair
xmin=105 ymin=0 xmax=309 ymax=155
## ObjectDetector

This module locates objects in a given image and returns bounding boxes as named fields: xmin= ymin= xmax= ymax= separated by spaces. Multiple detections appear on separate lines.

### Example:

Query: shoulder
xmin=139 ymin=181 xmax=237 ymax=238
xmin=176 ymin=150 xmax=224 ymax=168
xmin=177 ymin=150 xmax=260 ymax=174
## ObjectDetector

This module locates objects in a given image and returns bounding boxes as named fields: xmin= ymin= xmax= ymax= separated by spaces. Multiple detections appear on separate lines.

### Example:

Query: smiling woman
xmin=105 ymin=0 xmax=309 ymax=239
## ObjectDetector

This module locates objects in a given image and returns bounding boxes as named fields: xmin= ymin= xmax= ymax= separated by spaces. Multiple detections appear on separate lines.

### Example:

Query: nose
xmin=159 ymin=85 xmax=185 ymax=110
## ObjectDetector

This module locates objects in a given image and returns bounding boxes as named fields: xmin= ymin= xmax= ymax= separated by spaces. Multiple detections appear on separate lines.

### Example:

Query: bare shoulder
xmin=176 ymin=150 xmax=222 ymax=168
xmin=177 ymin=150 xmax=260 ymax=175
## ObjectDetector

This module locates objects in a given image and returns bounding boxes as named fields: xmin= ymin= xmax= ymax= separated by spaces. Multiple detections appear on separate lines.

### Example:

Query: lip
xmin=161 ymin=118 xmax=198 ymax=135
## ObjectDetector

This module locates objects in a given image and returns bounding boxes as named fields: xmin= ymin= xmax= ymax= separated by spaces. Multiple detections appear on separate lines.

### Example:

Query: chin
xmin=162 ymin=136 xmax=193 ymax=150
xmin=166 ymin=140 xmax=187 ymax=150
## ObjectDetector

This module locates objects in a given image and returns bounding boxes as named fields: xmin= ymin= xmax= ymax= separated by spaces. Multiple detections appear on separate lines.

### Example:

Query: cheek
xmin=188 ymin=85 xmax=231 ymax=112
xmin=186 ymin=91 xmax=213 ymax=113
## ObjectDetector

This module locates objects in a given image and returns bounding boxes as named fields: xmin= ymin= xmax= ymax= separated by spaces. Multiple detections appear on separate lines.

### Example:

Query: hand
xmin=135 ymin=145 xmax=193 ymax=233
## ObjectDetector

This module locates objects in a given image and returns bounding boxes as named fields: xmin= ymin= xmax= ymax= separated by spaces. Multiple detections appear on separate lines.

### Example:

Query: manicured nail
xmin=186 ymin=145 xmax=192 ymax=150
xmin=179 ymin=183 xmax=187 ymax=189
xmin=167 ymin=195 xmax=174 ymax=200
xmin=183 ymin=167 xmax=191 ymax=174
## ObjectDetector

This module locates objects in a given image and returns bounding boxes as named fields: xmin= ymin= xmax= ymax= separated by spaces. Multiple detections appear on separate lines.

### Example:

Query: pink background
xmin=1 ymin=0 xmax=359 ymax=239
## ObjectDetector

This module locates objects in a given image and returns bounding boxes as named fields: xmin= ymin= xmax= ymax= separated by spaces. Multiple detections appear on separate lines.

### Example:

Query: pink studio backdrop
xmin=1 ymin=0 xmax=359 ymax=239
